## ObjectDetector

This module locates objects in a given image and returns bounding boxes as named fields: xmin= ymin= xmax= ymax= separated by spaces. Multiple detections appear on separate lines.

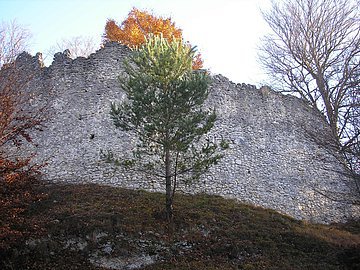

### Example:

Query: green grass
xmin=1 ymin=183 xmax=359 ymax=269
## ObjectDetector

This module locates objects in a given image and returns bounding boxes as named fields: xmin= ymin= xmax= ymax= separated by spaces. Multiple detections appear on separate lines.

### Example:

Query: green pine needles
xmin=108 ymin=35 xmax=228 ymax=220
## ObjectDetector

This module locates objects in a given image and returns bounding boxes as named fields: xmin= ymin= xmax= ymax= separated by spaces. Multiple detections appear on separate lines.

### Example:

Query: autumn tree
xmin=259 ymin=0 xmax=360 ymax=174
xmin=106 ymin=35 xmax=227 ymax=220
xmin=0 ymin=60 xmax=47 ymax=253
xmin=0 ymin=20 xmax=31 ymax=68
xmin=103 ymin=7 xmax=203 ymax=69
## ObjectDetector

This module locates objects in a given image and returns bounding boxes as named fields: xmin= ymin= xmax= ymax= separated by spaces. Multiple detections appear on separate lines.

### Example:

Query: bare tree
xmin=0 ymin=20 xmax=31 ymax=68
xmin=343 ymin=72 xmax=360 ymax=173
xmin=47 ymin=35 xmax=98 ymax=60
xmin=259 ymin=0 xmax=360 ymax=173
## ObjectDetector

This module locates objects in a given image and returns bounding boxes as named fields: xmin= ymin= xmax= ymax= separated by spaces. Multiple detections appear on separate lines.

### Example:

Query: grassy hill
xmin=1 ymin=183 xmax=359 ymax=269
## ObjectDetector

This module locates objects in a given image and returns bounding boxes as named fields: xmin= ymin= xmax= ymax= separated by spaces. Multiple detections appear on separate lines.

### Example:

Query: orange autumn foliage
xmin=192 ymin=53 xmax=203 ymax=71
xmin=104 ymin=8 xmax=182 ymax=48
xmin=104 ymin=8 xmax=203 ymax=70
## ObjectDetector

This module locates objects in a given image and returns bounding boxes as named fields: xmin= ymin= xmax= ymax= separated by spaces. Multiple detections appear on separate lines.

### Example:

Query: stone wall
xmin=3 ymin=42 xmax=359 ymax=223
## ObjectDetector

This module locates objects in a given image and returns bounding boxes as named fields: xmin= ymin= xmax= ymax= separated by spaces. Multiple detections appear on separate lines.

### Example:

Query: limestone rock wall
xmin=4 ymin=42 xmax=359 ymax=223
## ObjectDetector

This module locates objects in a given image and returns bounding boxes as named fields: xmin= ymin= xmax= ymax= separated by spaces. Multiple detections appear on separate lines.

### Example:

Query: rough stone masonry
xmin=4 ymin=42 xmax=359 ymax=223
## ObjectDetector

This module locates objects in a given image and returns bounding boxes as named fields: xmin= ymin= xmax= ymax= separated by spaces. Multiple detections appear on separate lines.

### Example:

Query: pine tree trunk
xmin=165 ymin=147 xmax=173 ymax=221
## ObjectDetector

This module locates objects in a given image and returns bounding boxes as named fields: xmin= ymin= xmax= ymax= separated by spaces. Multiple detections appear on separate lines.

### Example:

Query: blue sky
xmin=0 ymin=0 xmax=271 ymax=85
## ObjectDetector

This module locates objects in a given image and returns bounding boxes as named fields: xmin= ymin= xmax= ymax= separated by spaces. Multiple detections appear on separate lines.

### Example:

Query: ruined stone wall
xmin=4 ymin=42 xmax=359 ymax=223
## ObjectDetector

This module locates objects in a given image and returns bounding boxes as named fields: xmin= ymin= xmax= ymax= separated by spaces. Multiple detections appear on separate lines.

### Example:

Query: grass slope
xmin=1 ymin=183 xmax=359 ymax=269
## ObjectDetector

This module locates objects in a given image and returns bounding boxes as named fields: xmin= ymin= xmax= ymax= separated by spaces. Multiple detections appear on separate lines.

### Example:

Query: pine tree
xmin=108 ymin=35 xmax=227 ymax=220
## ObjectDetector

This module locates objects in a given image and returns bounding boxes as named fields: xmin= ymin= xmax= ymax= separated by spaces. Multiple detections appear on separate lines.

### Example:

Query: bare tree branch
xmin=260 ymin=0 xmax=360 ymax=174
xmin=46 ymin=35 xmax=99 ymax=60
xmin=0 ymin=20 xmax=31 ymax=68
xmin=0 ymin=66 xmax=45 ymax=151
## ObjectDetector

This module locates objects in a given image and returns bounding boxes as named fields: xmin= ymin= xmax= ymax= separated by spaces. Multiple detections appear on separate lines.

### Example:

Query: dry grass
xmin=1 ymin=183 xmax=359 ymax=269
